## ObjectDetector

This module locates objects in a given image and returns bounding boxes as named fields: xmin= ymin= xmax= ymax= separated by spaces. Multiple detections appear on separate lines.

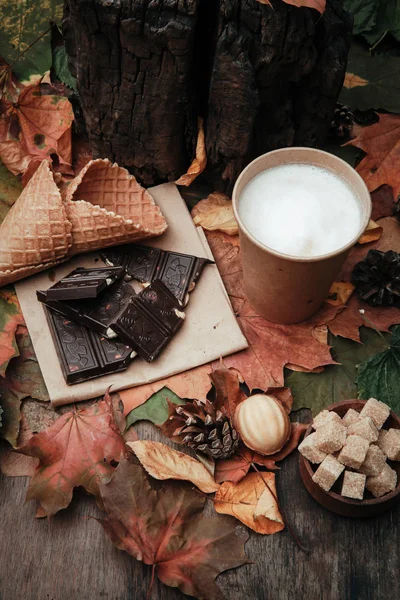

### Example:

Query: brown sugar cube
xmin=312 ymin=455 xmax=345 ymax=492
xmin=298 ymin=433 xmax=327 ymax=464
xmin=366 ymin=463 xmax=397 ymax=498
xmin=359 ymin=398 xmax=390 ymax=430
xmin=379 ymin=428 xmax=400 ymax=461
xmin=341 ymin=471 xmax=366 ymax=500
xmin=342 ymin=408 xmax=360 ymax=428
xmin=377 ymin=429 xmax=388 ymax=452
xmin=313 ymin=410 xmax=342 ymax=430
xmin=338 ymin=435 xmax=369 ymax=470
xmin=348 ymin=417 xmax=379 ymax=443
xmin=359 ymin=444 xmax=387 ymax=476
xmin=314 ymin=421 xmax=347 ymax=453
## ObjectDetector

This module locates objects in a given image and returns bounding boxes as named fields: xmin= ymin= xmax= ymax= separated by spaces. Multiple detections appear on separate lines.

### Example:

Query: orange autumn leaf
xmin=17 ymin=391 xmax=126 ymax=516
xmin=175 ymin=117 xmax=206 ymax=186
xmin=357 ymin=219 xmax=383 ymax=244
xmin=97 ymin=456 xmax=250 ymax=600
xmin=0 ymin=84 xmax=74 ymax=175
xmin=191 ymin=192 xmax=238 ymax=235
xmin=326 ymin=281 xmax=355 ymax=307
xmin=0 ymin=287 xmax=25 ymax=377
xmin=127 ymin=440 xmax=219 ymax=493
xmin=214 ymin=471 xmax=284 ymax=534
xmin=215 ymin=422 xmax=308 ymax=483
xmin=257 ymin=0 xmax=326 ymax=14
xmin=346 ymin=113 xmax=400 ymax=200
xmin=207 ymin=231 xmax=339 ymax=390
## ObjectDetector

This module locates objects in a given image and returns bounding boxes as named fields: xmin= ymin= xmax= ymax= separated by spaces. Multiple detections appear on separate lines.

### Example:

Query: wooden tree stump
xmin=63 ymin=0 xmax=352 ymax=191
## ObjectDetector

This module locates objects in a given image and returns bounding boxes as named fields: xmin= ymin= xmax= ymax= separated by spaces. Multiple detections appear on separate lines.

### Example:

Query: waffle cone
xmin=0 ymin=159 xmax=167 ymax=287
xmin=0 ymin=161 xmax=72 ymax=286
xmin=64 ymin=159 xmax=167 ymax=253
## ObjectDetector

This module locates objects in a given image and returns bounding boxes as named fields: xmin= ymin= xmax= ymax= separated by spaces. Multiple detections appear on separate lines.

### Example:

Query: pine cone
xmin=351 ymin=249 xmax=400 ymax=307
xmin=330 ymin=102 xmax=354 ymax=138
xmin=163 ymin=398 xmax=239 ymax=459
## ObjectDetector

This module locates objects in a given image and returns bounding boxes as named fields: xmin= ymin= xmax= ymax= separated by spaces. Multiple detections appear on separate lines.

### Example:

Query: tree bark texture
xmin=63 ymin=0 xmax=352 ymax=191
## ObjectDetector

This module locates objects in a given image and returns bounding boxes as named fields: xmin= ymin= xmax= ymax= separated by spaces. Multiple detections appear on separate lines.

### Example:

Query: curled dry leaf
xmin=0 ymin=414 xmax=38 ymax=477
xmin=17 ymin=391 xmax=126 ymax=516
xmin=358 ymin=219 xmax=383 ymax=245
xmin=214 ymin=471 xmax=284 ymax=534
xmin=0 ymin=287 xmax=24 ymax=377
xmin=97 ymin=456 xmax=250 ymax=600
xmin=326 ymin=282 xmax=355 ymax=307
xmin=191 ymin=192 xmax=238 ymax=235
xmin=343 ymin=73 xmax=369 ymax=89
xmin=209 ymin=364 xmax=246 ymax=421
xmin=127 ymin=440 xmax=219 ymax=494
xmin=175 ymin=118 xmax=206 ymax=186
xmin=215 ymin=423 xmax=308 ymax=484
xmin=207 ymin=231 xmax=338 ymax=390
xmin=371 ymin=185 xmax=396 ymax=221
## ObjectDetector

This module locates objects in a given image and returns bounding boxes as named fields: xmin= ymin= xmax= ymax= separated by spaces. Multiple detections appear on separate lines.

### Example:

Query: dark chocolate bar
xmin=110 ymin=280 xmax=185 ymax=362
xmin=37 ymin=280 xmax=136 ymax=338
xmin=44 ymin=307 xmax=136 ymax=384
xmin=46 ymin=266 xmax=125 ymax=301
xmin=101 ymin=245 xmax=213 ymax=303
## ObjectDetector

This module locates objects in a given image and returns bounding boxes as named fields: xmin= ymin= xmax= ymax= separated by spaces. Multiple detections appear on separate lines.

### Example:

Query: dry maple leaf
xmin=347 ymin=114 xmax=400 ymax=200
xmin=207 ymin=231 xmax=339 ymax=390
xmin=371 ymin=185 xmax=396 ymax=221
xmin=215 ymin=423 xmax=308 ymax=484
xmin=209 ymin=364 xmax=246 ymax=421
xmin=17 ymin=391 xmax=126 ymax=517
xmin=257 ymin=0 xmax=325 ymax=14
xmin=127 ymin=440 xmax=219 ymax=494
xmin=343 ymin=73 xmax=369 ymax=89
xmin=191 ymin=192 xmax=238 ymax=235
xmin=357 ymin=219 xmax=383 ymax=245
xmin=327 ymin=217 xmax=400 ymax=341
xmin=214 ymin=471 xmax=284 ymax=534
xmin=0 ymin=83 xmax=74 ymax=175
xmin=0 ymin=287 xmax=25 ymax=377
xmin=175 ymin=117 xmax=206 ymax=186
xmin=326 ymin=282 xmax=355 ymax=307
xmin=97 ymin=456 xmax=250 ymax=600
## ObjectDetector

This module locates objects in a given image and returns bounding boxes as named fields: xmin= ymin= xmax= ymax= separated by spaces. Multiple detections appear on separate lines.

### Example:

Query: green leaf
xmin=286 ymin=328 xmax=391 ymax=415
xmin=356 ymin=326 xmax=400 ymax=412
xmin=52 ymin=46 xmax=77 ymax=91
xmin=343 ymin=0 xmax=380 ymax=37
xmin=0 ymin=1 xmax=63 ymax=83
xmin=126 ymin=387 xmax=185 ymax=428
xmin=363 ymin=0 xmax=400 ymax=46
xmin=340 ymin=42 xmax=400 ymax=113
xmin=0 ymin=160 xmax=22 ymax=225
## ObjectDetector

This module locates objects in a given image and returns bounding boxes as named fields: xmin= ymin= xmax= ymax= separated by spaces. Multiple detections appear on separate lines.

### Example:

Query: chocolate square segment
xmin=100 ymin=244 xmax=213 ymax=302
xmin=111 ymin=280 xmax=185 ymax=362
xmin=46 ymin=266 xmax=125 ymax=301
xmin=37 ymin=280 xmax=135 ymax=338
xmin=45 ymin=307 xmax=135 ymax=384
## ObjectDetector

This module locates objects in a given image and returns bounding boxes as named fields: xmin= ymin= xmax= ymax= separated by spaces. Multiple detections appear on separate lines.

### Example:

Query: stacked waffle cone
xmin=0 ymin=159 xmax=168 ymax=286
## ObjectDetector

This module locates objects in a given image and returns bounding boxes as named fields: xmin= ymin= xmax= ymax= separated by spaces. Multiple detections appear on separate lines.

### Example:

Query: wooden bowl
xmin=299 ymin=399 xmax=400 ymax=517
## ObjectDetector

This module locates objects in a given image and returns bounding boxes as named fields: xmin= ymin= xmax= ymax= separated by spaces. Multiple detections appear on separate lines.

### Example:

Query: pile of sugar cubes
xmin=299 ymin=398 xmax=400 ymax=500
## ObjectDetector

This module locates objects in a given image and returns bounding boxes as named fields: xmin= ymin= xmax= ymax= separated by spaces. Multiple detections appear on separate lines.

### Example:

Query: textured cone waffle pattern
xmin=0 ymin=159 xmax=167 ymax=287
xmin=64 ymin=159 xmax=167 ymax=254
xmin=0 ymin=161 xmax=72 ymax=285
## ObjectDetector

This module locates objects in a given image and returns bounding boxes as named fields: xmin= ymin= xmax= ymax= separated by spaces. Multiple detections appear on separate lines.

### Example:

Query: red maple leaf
xmin=17 ymin=391 xmax=126 ymax=516
xmin=97 ymin=456 xmax=250 ymax=600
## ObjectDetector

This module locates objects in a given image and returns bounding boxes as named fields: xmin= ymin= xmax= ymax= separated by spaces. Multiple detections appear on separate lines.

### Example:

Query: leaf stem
xmin=358 ymin=311 xmax=388 ymax=342
xmin=146 ymin=564 xmax=156 ymax=600
xmin=250 ymin=462 xmax=309 ymax=554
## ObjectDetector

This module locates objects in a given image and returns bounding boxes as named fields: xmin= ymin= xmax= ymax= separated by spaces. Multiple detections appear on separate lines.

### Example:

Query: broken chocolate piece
xmin=110 ymin=280 xmax=185 ymax=362
xmin=37 ymin=280 xmax=135 ymax=338
xmin=44 ymin=307 xmax=135 ymax=384
xmin=46 ymin=266 xmax=124 ymax=301
xmin=100 ymin=244 xmax=213 ymax=302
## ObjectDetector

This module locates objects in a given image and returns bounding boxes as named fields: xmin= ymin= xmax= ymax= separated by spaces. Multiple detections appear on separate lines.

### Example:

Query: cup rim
xmin=232 ymin=147 xmax=372 ymax=263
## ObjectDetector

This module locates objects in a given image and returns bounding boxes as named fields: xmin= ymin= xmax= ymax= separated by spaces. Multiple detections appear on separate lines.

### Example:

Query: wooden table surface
xmin=1 ymin=415 xmax=399 ymax=600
